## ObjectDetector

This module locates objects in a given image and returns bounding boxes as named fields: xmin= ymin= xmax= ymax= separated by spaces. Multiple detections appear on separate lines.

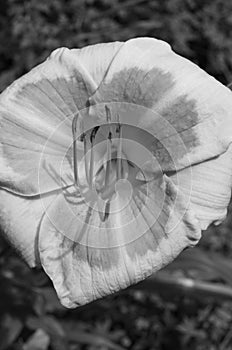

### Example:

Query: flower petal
xmin=39 ymin=176 xmax=201 ymax=307
xmin=0 ymin=189 xmax=56 ymax=266
xmin=71 ymin=41 xmax=123 ymax=87
xmin=90 ymin=37 xmax=232 ymax=170
xmin=170 ymin=145 xmax=232 ymax=230
xmin=0 ymin=43 xmax=122 ymax=196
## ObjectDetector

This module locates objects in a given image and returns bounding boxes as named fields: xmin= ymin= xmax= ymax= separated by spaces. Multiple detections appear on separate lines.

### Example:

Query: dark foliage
xmin=1 ymin=0 xmax=232 ymax=90
xmin=1 ymin=0 xmax=232 ymax=349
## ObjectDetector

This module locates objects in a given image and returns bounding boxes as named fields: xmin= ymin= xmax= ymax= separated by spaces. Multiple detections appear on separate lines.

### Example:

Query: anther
xmin=105 ymin=105 xmax=112 ymax=123
xmin=97 ymin=199 xmax=110 ymax=222
xmin=89 ymin=126 xmax=99 ymax=188
xmin=90 ymin=126 xmax=100 ymax=143
xmin=103 ymin=200 xmax=110 ymax=221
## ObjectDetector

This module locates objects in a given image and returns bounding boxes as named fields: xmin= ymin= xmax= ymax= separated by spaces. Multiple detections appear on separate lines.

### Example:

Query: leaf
xmin=26 ymin=316 xmax=68 ymax=350
xmin=166 ymin=247 xmax=218 ymax=280
xmin=23 ymin=329 xmax=50 ymax=350
xmin=63 ymin=327 xmax=126 ymax=350
xmin=38 ymin=287 xmax=66 ymax=313
xmin=130 ymin=248 xmax=232 ymax=302
xmin=168 ymin=247 xmax=232 ymax=286
xmin=0 ymin=314 xmax=23 ymax=350
xmin=137 ymin=272 xmax=232 ymax=301
xmin=26 ymin=316 xmax=65 ymax=338
xmin=26 ymin=315 xmax=125 ymax=350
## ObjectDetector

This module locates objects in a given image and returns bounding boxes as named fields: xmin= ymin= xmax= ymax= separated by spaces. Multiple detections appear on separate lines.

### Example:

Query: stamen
xmin=72 ymin=113 xmax=80 ymax=186
xmin=79 ymin=119 xmax=90 ymax=185
xmin=98 ymin=200 xmax=110 ymax=222
xmin=83 ymin=136 xmax=90 ymax=184
xmin=116 ymin=114 xmax=122 ymax=180
xmin=105 ymin=105 xmax=112 ymax=124
xmin=104 ymin=133 xmax=112 ymax=187
xmin=104 ymin=105 xmax=113 ymax=188
xmin=103 ymin=200 xmax=110 ymax=221
xmin=89 ymin=126 xmax=99 ymax=188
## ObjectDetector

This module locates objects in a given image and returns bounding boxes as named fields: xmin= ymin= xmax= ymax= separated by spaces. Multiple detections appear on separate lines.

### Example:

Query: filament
xmin=116 ymin=114 xmax=122 ymax=180
xmin=72 ymin=113 xmax=79 ymax=186
xmin=104 ymin=105 xmax=113 ymax=188
xmin=79 ymin=119 xmax=89 ymax=185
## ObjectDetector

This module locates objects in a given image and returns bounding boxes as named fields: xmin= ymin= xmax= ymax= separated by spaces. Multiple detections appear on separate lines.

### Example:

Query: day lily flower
xmin=1 ymin=37 xmax=232 ymax=308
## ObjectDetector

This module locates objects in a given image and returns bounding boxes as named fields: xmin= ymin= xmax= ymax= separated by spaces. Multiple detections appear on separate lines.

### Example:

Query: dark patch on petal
xmin=131 ymin=95 xmax=200 ymax=170
xmin=95 ymin=67 xmax=174 ymax=108
xmin=161 ymin=95 xmax=199 ymax=134
xmin=153 ymin=95 xmax=199 ymax=168
xmin=0 ymin=72 xmax=90 ymax=194
xmin=58 ymin=238 xmax=120 ymax=271
xmin=74 ymin=246 xmax=119 ymax=270
xmin=7 ymin=76 xmax=90 ymax=118
xmin=92 ymin=68 xmax=201 ymax=169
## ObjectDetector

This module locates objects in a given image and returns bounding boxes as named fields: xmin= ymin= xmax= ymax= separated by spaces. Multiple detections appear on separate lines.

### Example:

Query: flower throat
xmin=72 ymin=106 xmax=138 ymax=221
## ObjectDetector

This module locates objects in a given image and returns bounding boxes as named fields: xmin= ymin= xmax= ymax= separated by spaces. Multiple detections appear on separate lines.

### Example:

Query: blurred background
xmin=1 ymin=0 xmax=232 ymax=349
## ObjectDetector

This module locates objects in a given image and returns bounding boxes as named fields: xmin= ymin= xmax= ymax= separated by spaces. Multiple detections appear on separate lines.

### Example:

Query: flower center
xmin=72 ymin=106 xmax=149 ymax=221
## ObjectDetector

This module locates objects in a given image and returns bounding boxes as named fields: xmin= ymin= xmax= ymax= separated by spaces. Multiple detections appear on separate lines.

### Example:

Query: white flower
xmin=1 ymin=37 xmax=232 ymax=308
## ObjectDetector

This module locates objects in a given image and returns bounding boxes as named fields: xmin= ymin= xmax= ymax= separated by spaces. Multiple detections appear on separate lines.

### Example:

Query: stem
xmin=133 ymin=273 xmax=232 ymax=301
